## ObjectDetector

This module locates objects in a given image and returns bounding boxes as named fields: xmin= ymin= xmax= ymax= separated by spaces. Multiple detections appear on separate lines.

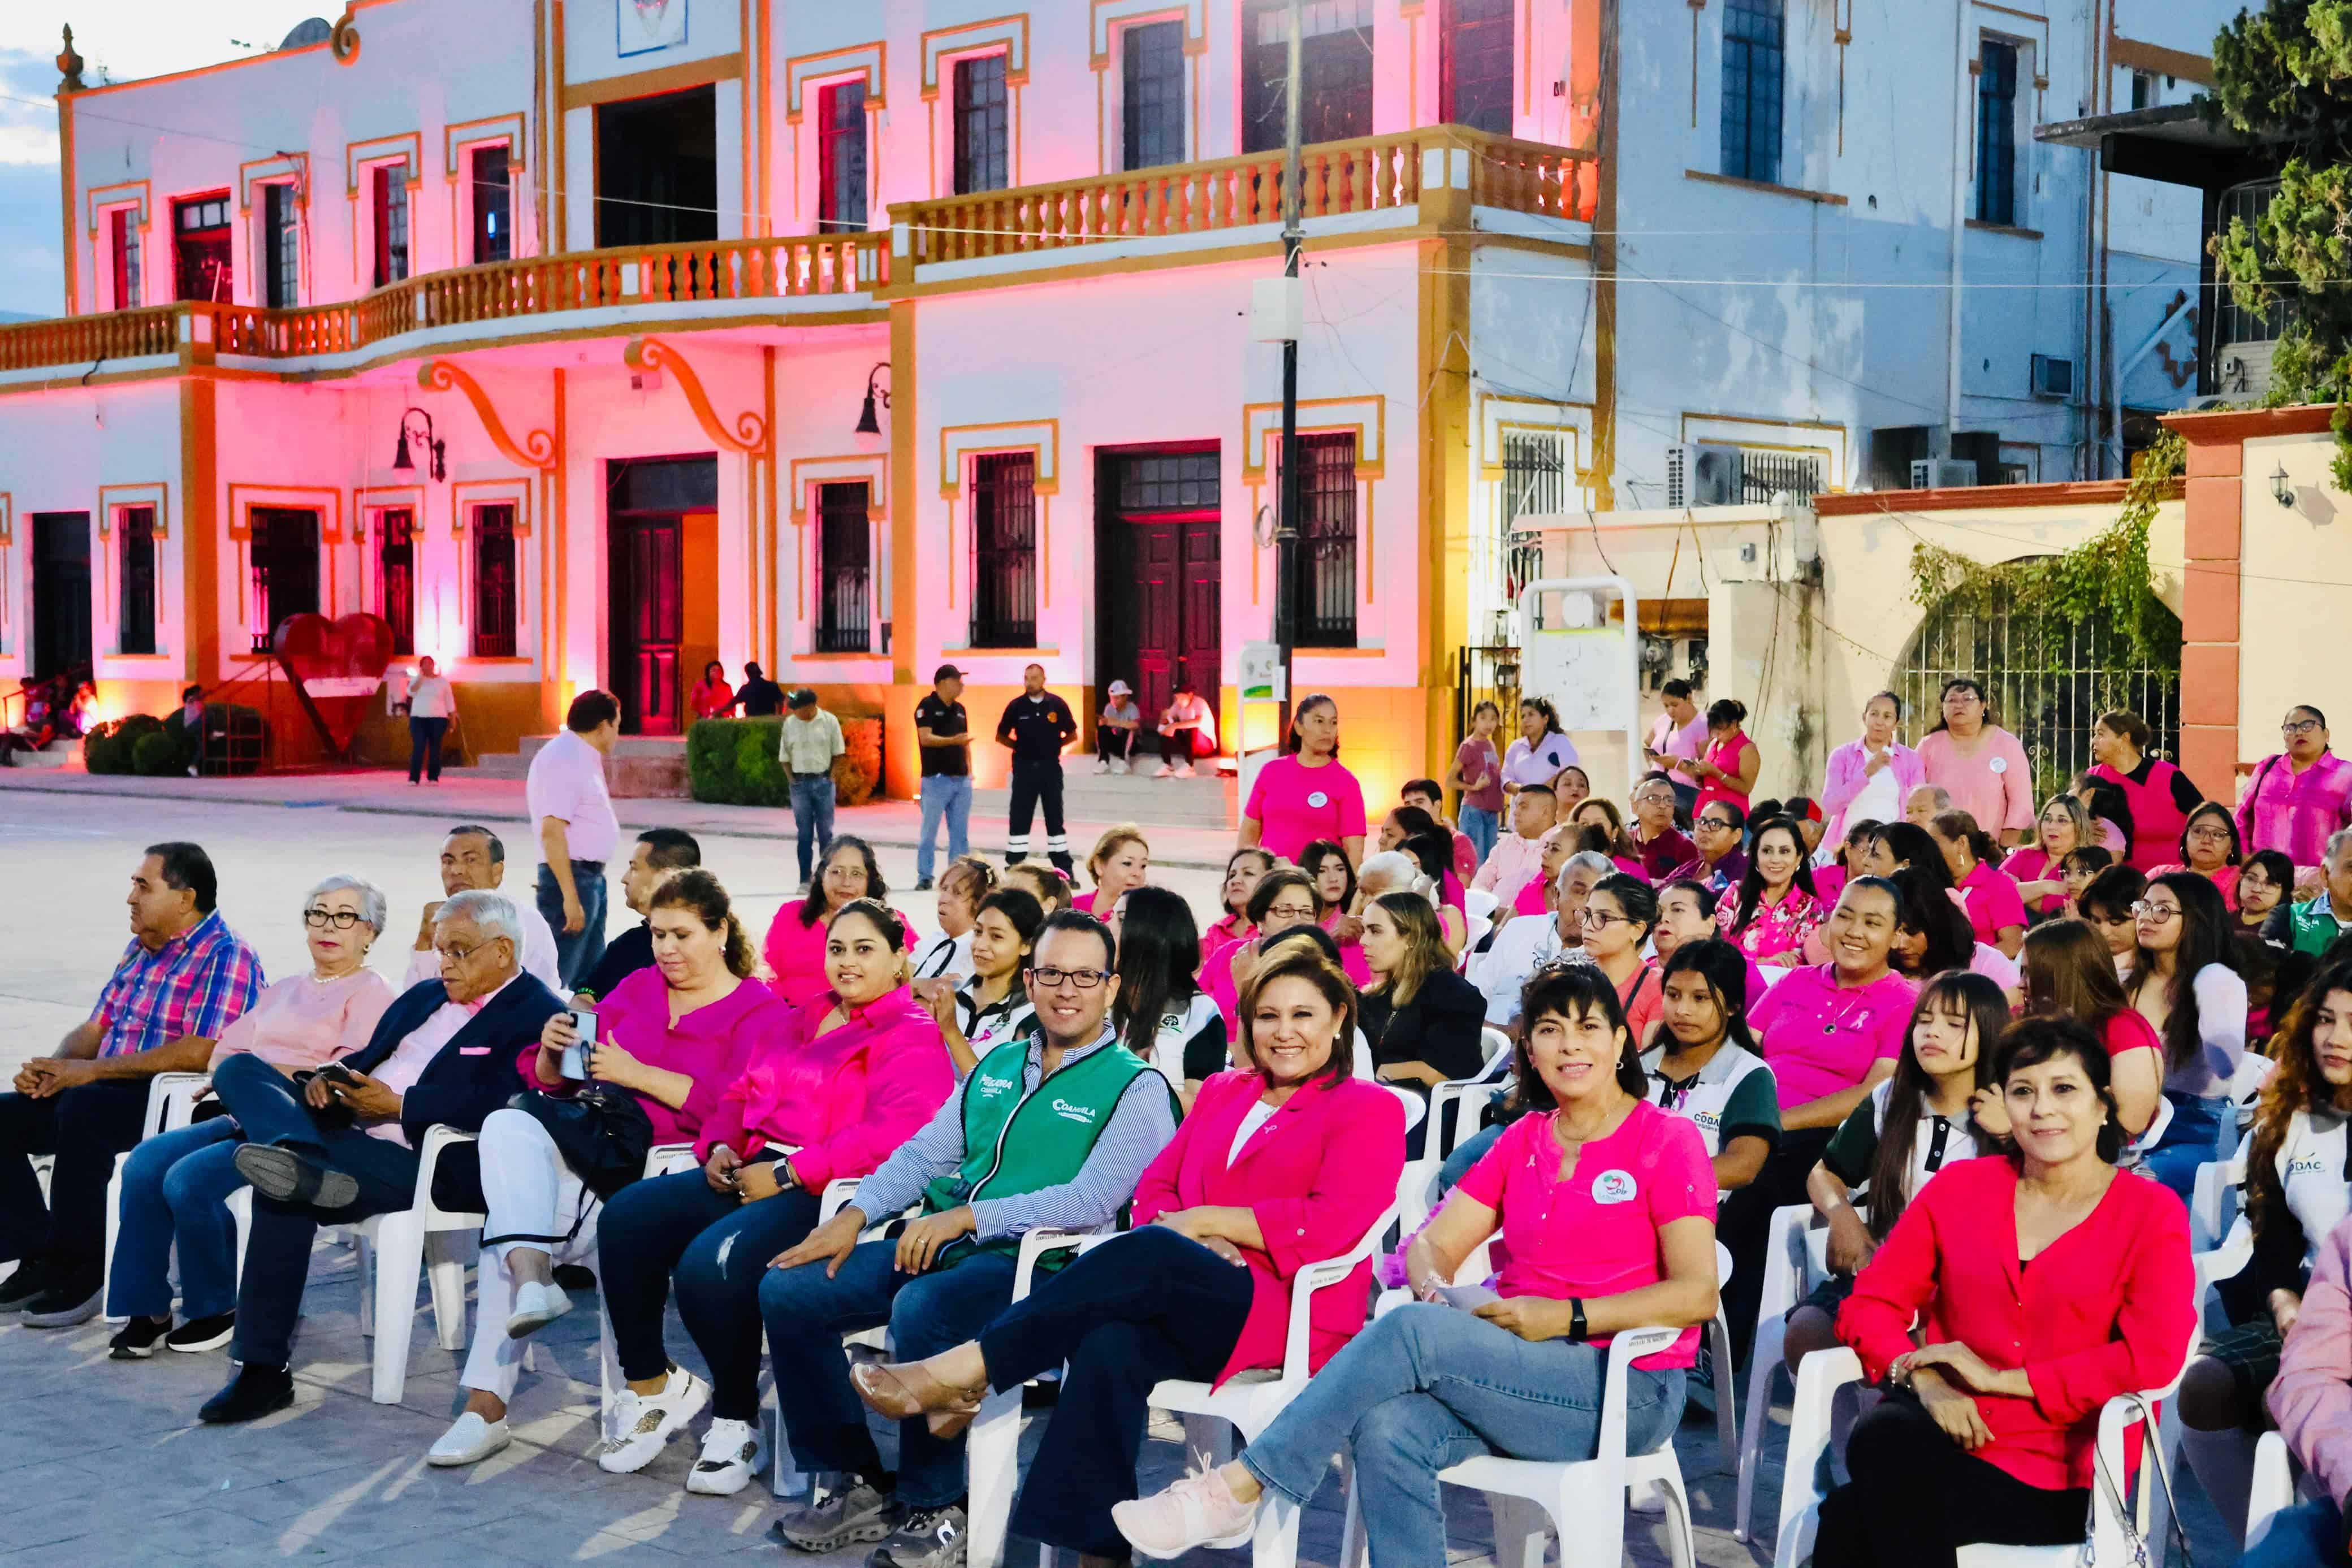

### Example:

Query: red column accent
xmin=2173 ymin=428 xmax=2243 ymax=801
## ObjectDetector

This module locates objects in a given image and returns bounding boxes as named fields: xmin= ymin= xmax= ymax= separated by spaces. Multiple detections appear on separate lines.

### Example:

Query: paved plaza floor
xmin=0 ymin=781 xmax=2231 ymax=1565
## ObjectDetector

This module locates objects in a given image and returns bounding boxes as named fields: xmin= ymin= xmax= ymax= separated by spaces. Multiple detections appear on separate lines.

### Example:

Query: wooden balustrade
xmin=1465 ymin=132 xmax=1599 ymax=223
xmin=0 ymin=305 xmax=179 ymax=372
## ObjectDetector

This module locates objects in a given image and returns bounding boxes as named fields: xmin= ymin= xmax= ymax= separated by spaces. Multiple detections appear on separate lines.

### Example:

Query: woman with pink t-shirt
xmin=2145 ymin=801 xmax=2245 ymax=912
xmin=2088 ymin=708 xmax=2204 ymax=872
xmin=2004 ymin=793 xmax=2093 ymax=919
xmin=1583 ymin=874 xmax=1664 ymax=1046
xmin=1930 ymin=810 xmax=2029 ymax=959
xmin=1110 ymin=962 xmax=1719 ymax=1567
xmin=1689 ymin=698 xmax=1760 ymax=818
xmin=1240 ymin=694 xmax=1367 ymax=865
xmin=1913 ymin=678 xmax=2037 ymax=846
xmin=761 ymin=836 xmax=889 ymax=1010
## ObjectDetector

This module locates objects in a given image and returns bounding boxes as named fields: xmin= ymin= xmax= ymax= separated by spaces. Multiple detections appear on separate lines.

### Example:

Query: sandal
xmin=850 ymin=1359 xmax=985 ymax=1438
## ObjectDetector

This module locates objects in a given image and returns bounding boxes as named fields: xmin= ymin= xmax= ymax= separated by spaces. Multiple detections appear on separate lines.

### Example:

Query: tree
xmin=2208 ymin=1 xmax=2352 ymax=482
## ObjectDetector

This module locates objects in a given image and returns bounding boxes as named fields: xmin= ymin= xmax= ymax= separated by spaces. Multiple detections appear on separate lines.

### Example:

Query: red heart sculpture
xmin=273 ymin=613 xmax=395 ymax=754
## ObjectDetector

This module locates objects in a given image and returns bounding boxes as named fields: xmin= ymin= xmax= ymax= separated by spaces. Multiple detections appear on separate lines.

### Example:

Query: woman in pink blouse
xmin=1930 ymin=810 xmax=2029 ymax=959
xmin=2146 ymin=801 xmax=2245 ymax=911
xmin=575 ymin=896 xmax=953 ymax=1485
xmin=2004 ymin=793 xmax=2094 ymax=919
xmin=430 ymin=869 xmax=800 ymax=1469
xmin=1718 ymin=815 xmax=1827 ymax=965
xmin=846 ymin=942 xmax=1404 ymax=1562
xmin=2237 ymin=704 xmax=2352 ymax=876
xmin=107 ymin=874 xmax=395 ymax=1358
xmin=1914 ymin=678 xmax=2036 ymax=846
xmin=1821 ymin=691 xmax=1925 ymax=844
xmin=1200 ymin=848 xmax=1274 ymax=964
xmin=1110 ymin=961 xmax=1719 ymax=1566
xmin=762 ymin=835 xmax=888 ymax=1010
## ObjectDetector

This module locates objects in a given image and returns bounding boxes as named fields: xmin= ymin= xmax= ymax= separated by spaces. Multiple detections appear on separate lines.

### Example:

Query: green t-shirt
xmin=1638 ymin=1041 xmax=1782 ymax=1159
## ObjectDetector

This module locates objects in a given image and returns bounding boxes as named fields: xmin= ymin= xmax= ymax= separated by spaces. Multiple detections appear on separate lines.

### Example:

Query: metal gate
xmin=1456 ymin=646 xmax=1523 ymax=748
xmin=1894 ymin=565 xmax=2181 ymax=806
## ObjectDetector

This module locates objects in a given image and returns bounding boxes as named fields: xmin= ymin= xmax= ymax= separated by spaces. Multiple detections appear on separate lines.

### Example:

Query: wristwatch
xmin=1567 ymin=1298 xmax=1589 ymax=1344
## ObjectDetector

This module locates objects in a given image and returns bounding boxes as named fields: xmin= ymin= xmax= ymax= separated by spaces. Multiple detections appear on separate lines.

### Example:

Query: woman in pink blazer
xmin=844 ymin=942 xmax=1404 ymax=1563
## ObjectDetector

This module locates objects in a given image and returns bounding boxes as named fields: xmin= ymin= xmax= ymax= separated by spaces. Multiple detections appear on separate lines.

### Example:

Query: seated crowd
xmin=11 ymin=684 xmax=2352 ymax=1568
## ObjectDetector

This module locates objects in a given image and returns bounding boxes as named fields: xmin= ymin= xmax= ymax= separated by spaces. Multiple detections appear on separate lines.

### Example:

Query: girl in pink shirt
xmin=1690 ymin=699 xmax=1759 ymax=817
xmin=1240 ymin=695 xmax=1367 ymax=864
xmin=1108 ymin=963 xmax=1719 ymax=1567
xmin=1931 ymin=811 xmax=2029 ymax=959
xmin=762 ymin=837 xmax=889 ymax=1010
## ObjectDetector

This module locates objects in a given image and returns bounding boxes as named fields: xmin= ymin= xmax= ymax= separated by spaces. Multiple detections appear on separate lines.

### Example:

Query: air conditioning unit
xmin=1910 ymin=459 xmax=1979 ymax=489
xmin=1664 ymin=442 xmax=1745 ymax=508
xmin=2030 ymin=353 xmax=2076 ymax=401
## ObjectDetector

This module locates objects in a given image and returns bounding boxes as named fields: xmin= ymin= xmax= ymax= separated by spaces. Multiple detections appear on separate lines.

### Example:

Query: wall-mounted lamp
xmin=854 ymin=363 xmax=890 ymax=436
xmin=2272 ymin=462 xmax=2297 ymax=509
xmin=391 ymin=406 xmax=446 ymax=482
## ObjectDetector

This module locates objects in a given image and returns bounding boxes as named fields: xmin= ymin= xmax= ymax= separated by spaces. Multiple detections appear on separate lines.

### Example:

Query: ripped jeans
xmin=595 ymin=1162 xmax=823 ymax=1422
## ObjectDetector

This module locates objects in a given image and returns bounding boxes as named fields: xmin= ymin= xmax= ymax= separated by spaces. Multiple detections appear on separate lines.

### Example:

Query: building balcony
xmin=1 ymin=127 xmax=1593 ymax=385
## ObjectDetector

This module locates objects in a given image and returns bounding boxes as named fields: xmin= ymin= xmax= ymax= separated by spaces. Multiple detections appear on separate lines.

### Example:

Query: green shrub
xmin=83 ymin=726 xmax=132 ymax=774
xmin=688 ymin=714 xmax=885 ymax=807
xmin=132 ymin=731 xmax=185 ymax=776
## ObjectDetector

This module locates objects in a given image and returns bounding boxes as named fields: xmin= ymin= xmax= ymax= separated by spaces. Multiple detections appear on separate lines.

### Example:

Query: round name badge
xmin=1989 ymin=757 xmax=2008 ymax=774
xmin=1591 ymin=1169 xmax=1637 ymax=1205
xmin=1308 ymin=791 xmax=1330 ymax=809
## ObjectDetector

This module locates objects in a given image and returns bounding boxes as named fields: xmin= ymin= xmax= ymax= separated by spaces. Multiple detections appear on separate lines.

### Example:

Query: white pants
xmin=461 ymin=1107 xmax=597 ymax=1398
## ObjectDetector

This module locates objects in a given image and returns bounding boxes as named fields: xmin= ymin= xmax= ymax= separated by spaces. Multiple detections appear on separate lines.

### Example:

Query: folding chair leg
xmin=101 ymin=1154 xmax=127 ymax=1324
xmin=1251 ymin=1488 xmax=1303 ymax=1568
xmin=963 ymin=1387 xmax=1024 ymax=1568
xmin=1710 ymin=1313 xmax=1739 ymax=1474
xmin=369 ymin=1216 xmax=426 ymax=1404
xmin=1337 ymin=1475 xmax=1369 ymax=1568
xmin=1735 ymin=1319 xmax=1788 ymax=1541
xmin=425 ymin=1232 xmax=470 ymax=1352
xmin=1489 ymin=1494 xmax=1550 ymax=1568
xmin=228 ymin=1188 xmax=252 ymax=1288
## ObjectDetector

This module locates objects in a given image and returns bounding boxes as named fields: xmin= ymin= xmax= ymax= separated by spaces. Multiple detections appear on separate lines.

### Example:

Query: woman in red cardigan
xmin=844 ymin=943 xmax=1403 ymax=1563
xmin=1817 ymin=1014 xmax=2194 ymax=1568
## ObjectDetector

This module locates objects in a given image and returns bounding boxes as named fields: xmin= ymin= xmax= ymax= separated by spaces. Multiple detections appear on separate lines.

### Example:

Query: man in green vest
xmin=2264 ymin=828 xmax=2352 ymax=958
xmin=764 ymin=910 xmax=1178 ymax=1567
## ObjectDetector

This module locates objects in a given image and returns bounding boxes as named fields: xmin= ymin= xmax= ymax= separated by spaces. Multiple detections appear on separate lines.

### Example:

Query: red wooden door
xmin=611 ymin=516 xmax=684 ymax=735
xmin=1134 ymin=522 xmax=1181 ymax=720
xmin=1178 ymin=520 xmax=1221 ymax=723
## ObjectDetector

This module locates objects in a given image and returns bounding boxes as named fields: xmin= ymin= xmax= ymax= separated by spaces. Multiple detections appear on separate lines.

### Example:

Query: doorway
xmin=30 ymin=513 xmax=92 ymax=682
xmin=607 ymin=456 xmax=719 ymax=735
xmin=595 ymin=85 xmax=717 ymax=249
xmin=1096 ymin=445 xmax=1221 ymax=738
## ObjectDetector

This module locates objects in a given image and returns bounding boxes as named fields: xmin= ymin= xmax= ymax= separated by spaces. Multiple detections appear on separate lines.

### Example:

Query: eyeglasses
xmin=435 ymin=938 xmax=507 ymax=964
xmin=2285 ymin=719 xmax=2324 ymax=736
xmin=304 ymin=907 xmax=365 ymax=929
xmin=1263 ymin=904 xmax=1320 ymax=923
xmin=2185 ymin=825 xmax=2232 ymax=842
xmin=1697 ymin=817 xmax=1736 ymax=832
xmin=2129 ymin=901 xmax=2180 ymax=923
xmin=1579 ymin=907 xmax=1632 ymax=928
xmin=1633 ymin=791 xmax=1675 ymax=805
xmin=1030 ymin=965 xmax=1110 ymax=990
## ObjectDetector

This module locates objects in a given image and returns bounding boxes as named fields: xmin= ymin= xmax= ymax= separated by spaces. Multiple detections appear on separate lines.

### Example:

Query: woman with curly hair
xmin=2173 ymin=960 xmax=2352 ymax=1541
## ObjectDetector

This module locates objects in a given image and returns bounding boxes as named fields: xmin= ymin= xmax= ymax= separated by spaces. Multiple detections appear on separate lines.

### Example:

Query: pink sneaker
xmin=1112 ymin=1463 xmax=1260 ymax=1558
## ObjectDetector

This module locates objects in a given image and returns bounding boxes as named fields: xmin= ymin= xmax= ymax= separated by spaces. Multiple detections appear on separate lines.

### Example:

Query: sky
xmin=0 ymin=2 xmax=325 ymax=317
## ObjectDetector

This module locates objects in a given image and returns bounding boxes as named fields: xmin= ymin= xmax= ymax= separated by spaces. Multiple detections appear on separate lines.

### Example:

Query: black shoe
xmin=199 ymin=1362 xmax=294 ymax=1424
xmin=914 ymin=877 xmax=935 ymax=892
xmin=167 ymin=1311 xmax=236 ymax=1354
xmin=234 ymin=1144 xmax=357 ymax=1209
xmin=0 ymin=1259 xmax=53 ymax=1318
xmin=551 ymin=1263 xmax=597 ymax=1292
xmin=21 ymin=1272 xmax=103 ymax=1328
xmin=110 ymin=1315 xmax=172 ymax=1359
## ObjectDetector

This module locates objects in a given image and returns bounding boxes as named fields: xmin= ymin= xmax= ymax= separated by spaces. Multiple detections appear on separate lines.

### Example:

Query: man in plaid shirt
xmin=0 ymin=842 xmax=262 ymax=1327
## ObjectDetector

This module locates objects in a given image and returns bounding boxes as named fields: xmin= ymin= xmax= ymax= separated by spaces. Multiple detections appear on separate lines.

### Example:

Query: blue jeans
xmin=107 ymin=1116 xmax=246 ymax=1321
xmin=2143 ymin=1089 xmax=2228 ymax=1201
xmin=1239 ymin=1302 xmax=1686 ymax=1568
xmin=407 ymin=716 xmax=448 ymax=782
xmin=759 ymin=1237 xmax=1019 ymax=1509
xmin=918 ymin=774 xmax=972 ymax=882
xmin=1459 ymin=804 xmax=1500 ymax=866
xmin=790 ymin=774 xmax=837 ymax=882
xmin=536 ymin=860 xmax=608 ymax=989
xmin=2241 ymin=1497 xmax=2342 ymax=1567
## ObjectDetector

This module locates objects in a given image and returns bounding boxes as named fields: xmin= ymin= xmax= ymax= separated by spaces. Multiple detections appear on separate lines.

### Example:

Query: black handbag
xmin=509 ymin=1084 xmax=655 ymax=1202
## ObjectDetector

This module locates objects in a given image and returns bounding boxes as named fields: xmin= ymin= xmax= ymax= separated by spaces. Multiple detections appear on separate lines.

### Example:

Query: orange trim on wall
xmin=1811 ymin=478 xmax=2173 ymax=516
xmin=561 ymin=52 xmax=745 ymax=111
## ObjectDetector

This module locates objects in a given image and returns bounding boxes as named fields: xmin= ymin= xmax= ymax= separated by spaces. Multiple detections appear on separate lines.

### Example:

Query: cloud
xmin=0 ymin=47 xmax=62 ymax=164
xmin=0 ymin=160 xmax=64 ymax=318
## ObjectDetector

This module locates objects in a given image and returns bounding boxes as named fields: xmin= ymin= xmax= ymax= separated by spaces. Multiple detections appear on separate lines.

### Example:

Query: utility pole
xmin=1273 ymin=0 xmax=1304 ymax=739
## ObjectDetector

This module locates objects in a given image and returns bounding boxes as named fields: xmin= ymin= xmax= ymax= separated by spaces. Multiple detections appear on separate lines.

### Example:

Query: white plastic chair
xmin=1335 ymin=1324 xmax=1699 ymax=1568
xmin=2229 ymin=1053 xmax=2276 ymax=1136
xmin=1398 ymin=1074 xmax=1513 ymax=1232
xmin=354 ymin=1125 xmax=486 ymax=1405
xmin=970 ymin=1203 xmax=1400 ymax=1568
xmin=99 ymin=1071 xmax=213 ymax=1318
xmin=2190 ymin=1146 xmax=2249 ymax=1253
xmin=1465 ymin=889 xmax=1499 ymax=924
xmin=2245 ymin=1430 xmax=2298 ymax=1553
xmin=1772 ymin=1305 xmax=2202 ymax=1568
xmin=1735 ymin=1205 xmax=1826 ymax=1542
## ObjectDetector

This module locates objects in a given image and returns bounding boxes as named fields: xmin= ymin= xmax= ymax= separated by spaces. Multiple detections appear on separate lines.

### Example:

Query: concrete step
xmin=449 ymin=734 xmax=690 ymax=798
xmin=7 ymin=740 xmax=77 ymax=770
xmin=976 ymin=766 xmax=1236 ymax=830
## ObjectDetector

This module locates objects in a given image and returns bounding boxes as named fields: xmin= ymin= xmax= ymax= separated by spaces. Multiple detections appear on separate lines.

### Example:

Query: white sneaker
xmin=427 ymin=1410 xmax=512 ymax=1467
xmin=505 ymin=1279 xmax=573 ymax=1340
xmin=1095 ymin=758 xmax=1112 ymax=773
xmin=1112 ymin=757 xmax=1131 ymax=776
xmin=685 ymin=1416 xmax=767 ymax=1495
xmin=1173 ymin=761 xmax=1196 ymax=778
xmin=598 ymin=1365 xmax=712 ymax=1474
xmin=1152 ymin=761 xmax=1176 ymax=778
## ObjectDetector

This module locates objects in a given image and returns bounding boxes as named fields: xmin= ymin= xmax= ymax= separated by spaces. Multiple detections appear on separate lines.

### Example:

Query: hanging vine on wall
xmin=1905 ymin=431 xmax=2185 ymax=678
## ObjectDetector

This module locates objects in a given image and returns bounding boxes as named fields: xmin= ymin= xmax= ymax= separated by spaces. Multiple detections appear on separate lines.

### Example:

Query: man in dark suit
xmin=196 ymin=889 xmax=560 ymax=1423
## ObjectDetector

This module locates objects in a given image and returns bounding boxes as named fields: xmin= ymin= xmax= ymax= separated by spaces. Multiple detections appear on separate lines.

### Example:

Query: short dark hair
xmin=142 ymin=842 xmax=218 ymax=914
xmin=447 ymin=823 xmax=505 ymax=864
xmin=1994 ymin=1015 xmax=2126 ymax=1164
xmin=1660 ymin=877 xmax=1719 ymax=919
xmin=180 ymin=685 xmax=203 ymax=702
xmin=567 ymin=690 xmax=621 ymax=733
xmin=827 ymin=896 xmax=909 ymax=952
xmin=1661 ymin=679 xmax=1693 ymax=700
xmin=1514 ymin=964 xmax=1647 ymax=1102
xmin=1401 ymin=777 xmax=1443 ymax=802
xmin=2077 ymin=863 xmax=2146 ymax=923
xmin=635 ymin=827 xmax=701 ymax=871
xmin=1032 ymin=909 xmax=1116 ymax=972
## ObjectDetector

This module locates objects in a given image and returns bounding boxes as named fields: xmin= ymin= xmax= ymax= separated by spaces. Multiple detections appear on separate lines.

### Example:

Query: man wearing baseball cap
xmin=1096 ymin=679 xmax=1142 ymax=776
xmin=913 ymin=665 xmax=974 ymax=891
xmin=780 ymin=688 xmax=845 ymax=889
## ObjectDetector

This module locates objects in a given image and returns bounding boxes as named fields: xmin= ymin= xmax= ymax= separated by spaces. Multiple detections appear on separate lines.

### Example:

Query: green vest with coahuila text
xmin=920 ymin=1037 xmax=1163 ymax=1260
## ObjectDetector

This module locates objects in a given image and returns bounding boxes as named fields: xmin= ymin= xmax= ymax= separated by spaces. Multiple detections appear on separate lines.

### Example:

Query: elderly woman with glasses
xmin=2147 ymin=802 xmax=2247 ymax=912
xmin=103 ymin=875 xmax=395 ymax=1361
xmin=1667 ymin=799 xmax=1750 ymax=894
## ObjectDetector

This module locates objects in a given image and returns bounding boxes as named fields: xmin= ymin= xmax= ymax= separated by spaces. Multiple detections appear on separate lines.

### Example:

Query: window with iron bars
xmin=1720 ymin=0 xmax=1784 ymax=186
xmin=118 ymin=506 xmax=158 ymax=656
xmin=953 ymin=55 xmax=1010 ymax=194
xmin=816 ymin=482 xmax=872 ymax=652
xmin=1740 ymin=450 xmax=1825 ymax=503
xmin=377 ymin=509 xmax=416 ymax=655
xmin=472 ymin=505 xmax=518 ymax=658
xmin=248 ymin=508 xmax=320 ymax=653
xmin=1291 ymin=432 xmax=1357 ymax=647
xmin=970 ymin=454 xmax=1037 ymax=647
xmin=1499 ymin=431 xmax=1566 ymax=601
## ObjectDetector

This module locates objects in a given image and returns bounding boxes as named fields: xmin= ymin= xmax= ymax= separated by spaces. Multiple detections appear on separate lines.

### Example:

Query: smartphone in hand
xmin=561 ymin=1008 xmax=596 ymax=1080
